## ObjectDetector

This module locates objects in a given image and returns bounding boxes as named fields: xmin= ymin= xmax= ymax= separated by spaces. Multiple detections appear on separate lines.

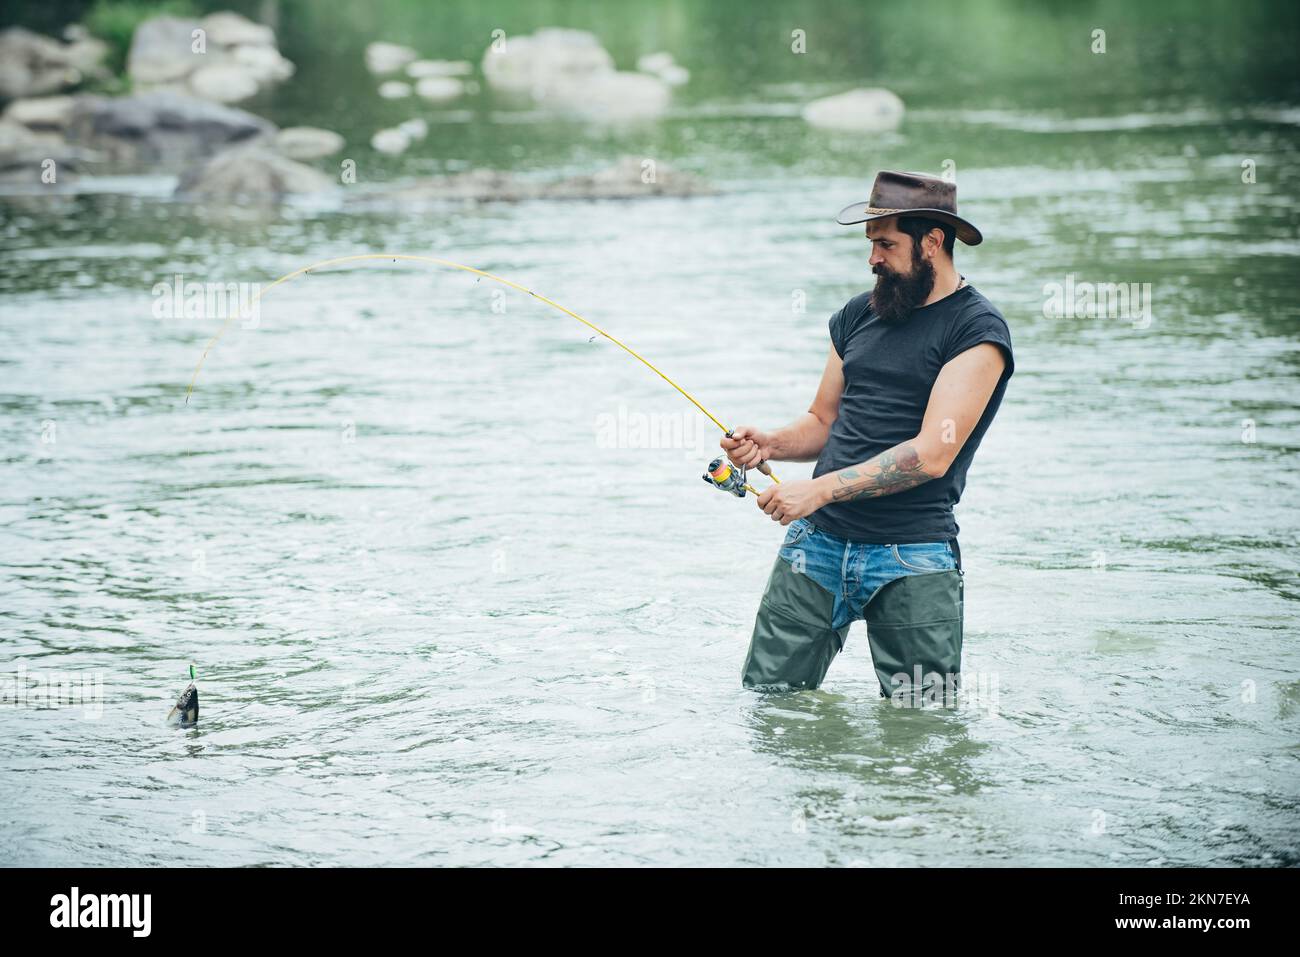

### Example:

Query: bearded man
xmin=723 ymin=170 xmax=1014 ymax=701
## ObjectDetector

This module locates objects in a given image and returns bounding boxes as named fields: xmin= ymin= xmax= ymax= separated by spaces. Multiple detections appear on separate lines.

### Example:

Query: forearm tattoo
xmin=830 ymin=442 xmax=931 ymax=502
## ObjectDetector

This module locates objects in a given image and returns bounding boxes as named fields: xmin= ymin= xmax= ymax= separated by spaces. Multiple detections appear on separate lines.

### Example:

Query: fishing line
xmin=183 ymin=253 xmax=780 ymax=486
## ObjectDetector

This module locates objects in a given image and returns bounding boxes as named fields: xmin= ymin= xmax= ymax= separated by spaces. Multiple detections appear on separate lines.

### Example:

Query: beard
xmin=870 ymin=248 xmax=936 ymax=324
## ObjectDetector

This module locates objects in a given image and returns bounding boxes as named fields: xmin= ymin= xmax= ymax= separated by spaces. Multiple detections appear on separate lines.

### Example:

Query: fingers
xmin=725 ymin=440 xmax=763 ymax=468
xmin=720 ymin=426 xmax=760 ymax=462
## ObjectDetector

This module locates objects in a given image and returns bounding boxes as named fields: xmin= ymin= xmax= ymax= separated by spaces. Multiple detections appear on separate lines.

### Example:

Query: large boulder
xmin=66 ymin=91 xmax=275 ymax=166
xmin=127 ymin=16 xmax=202 ymax=85
xmin=482 ymin=28 xmax=613 ymax=97
xmin=482 ymin=29 xmax=671 ymax=119
xmin=175 ymin=145 xmax=334 ymax=197
xmin=802 ymin=88 xmax=905 ymax=132
xmin=127 ymin=12 xmax=293 ymax=104
xmin=0 ymin=26 xmax=107 ymax=101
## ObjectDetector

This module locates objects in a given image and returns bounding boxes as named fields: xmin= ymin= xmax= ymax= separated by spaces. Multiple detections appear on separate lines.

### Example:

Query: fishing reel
xmin=703 ymin=430 xmax=780 ymax=499
xmin=703 ymin=456 xmax=753 ymax=497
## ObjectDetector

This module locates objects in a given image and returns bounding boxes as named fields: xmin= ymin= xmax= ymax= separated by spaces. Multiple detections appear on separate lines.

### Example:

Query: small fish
xmin=166 ymin=681 xmax=199 ymax=728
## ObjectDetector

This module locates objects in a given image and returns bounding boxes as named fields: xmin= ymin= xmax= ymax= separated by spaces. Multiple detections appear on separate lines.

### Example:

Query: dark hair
xmin=896 ymin=216 xmax=955 ymax=257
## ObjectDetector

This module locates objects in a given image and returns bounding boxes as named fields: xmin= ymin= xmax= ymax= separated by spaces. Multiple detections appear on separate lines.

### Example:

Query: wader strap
xmin=949 ymin=537 xmax=962 ymax=571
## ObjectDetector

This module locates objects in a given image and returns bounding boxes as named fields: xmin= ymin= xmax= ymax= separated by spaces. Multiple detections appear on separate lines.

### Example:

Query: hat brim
xmin=836 ymin=203 xmax=982 ymax=246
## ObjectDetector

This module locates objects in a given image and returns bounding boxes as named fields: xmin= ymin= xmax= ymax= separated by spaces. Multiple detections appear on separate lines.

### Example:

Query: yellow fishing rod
xmin=183 ymin=253 xmax=780 ymax=495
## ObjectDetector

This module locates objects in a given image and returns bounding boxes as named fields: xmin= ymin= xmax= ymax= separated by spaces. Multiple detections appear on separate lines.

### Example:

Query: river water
xmin=1 ymin=0 xmax=1298 ymax=866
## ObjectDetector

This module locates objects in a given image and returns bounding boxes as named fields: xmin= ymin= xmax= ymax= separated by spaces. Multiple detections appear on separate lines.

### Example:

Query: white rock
xmin=802 ymin=87 xmax=905 ymax=132
xmin=3 ymin=95 xmax=76 ymax=130
xmin=658 ymin=64 xmax=689 ymax=86
xmin=481 ymin=28 xmax=614 ymax=97
xmin=546 ymin=70 xmax=670 ymax=120
xmin=378 ymin=80 xmax=412 ymax=99
xmin=415 ymin=76 xmax=463 ymax=102
xmin=189 ymin=64 xmax=260 ymax=104
xmin=366 ymin=42 xmax=418 ymax=75
xmin=0 ymin=27 xmax=95 ymax=99
xmin=397 ymin=118 xmax=427 ymax=140
xmin=201 ymin=12 xmax=275 ymax=48
xmin=275 ymin=126 xmax=344 ymax=160
xmin=636 ymin=51 xmax=675 ymax=74
xmin=406 ymin=59 xmax=472 ymax=78
xmin=232 ymin=44 xmax=294 ymax=84
xmin=127 ymin=16 xmax=204 ymax=85
xmin=176 ymin=145 xmax=334 ymax=197
xmin=370 ymin=127 xmax=410 ymax=154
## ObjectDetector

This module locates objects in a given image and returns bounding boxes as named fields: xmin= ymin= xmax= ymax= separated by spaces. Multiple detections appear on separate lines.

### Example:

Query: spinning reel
xmin=702 ymin=431 xmax=779 ymax=499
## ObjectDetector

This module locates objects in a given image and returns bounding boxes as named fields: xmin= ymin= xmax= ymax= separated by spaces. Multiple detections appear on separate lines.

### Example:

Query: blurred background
xmin=0 ymin=0 xmax=1297 ymax=867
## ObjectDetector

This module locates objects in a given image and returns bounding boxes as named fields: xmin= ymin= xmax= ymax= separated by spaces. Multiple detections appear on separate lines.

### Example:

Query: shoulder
xmin=943 ymin=285 xmax=1014 ymax=375
xmin=955 ymin=286 xmax=1010 ymax=336
xmin=829 ymin=290 xmax=875 ymax=357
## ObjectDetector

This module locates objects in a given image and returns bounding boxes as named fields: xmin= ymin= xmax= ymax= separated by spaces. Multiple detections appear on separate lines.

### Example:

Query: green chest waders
xmin=742 ymin=555 xmax=964 ymax=699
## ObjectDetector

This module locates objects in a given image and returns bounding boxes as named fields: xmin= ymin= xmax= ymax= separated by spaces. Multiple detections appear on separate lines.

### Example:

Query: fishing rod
xmin=183 ymin=253 xmax=780 ymax=498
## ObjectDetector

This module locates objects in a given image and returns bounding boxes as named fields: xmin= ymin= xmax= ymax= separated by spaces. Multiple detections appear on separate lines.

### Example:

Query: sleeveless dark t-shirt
xmin=808 ymin=281 xmax=1014 ymax=544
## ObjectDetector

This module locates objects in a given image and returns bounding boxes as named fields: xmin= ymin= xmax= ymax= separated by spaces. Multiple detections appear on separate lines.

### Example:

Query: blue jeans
xmin=778 ymin=517 xmax=958 ymax=631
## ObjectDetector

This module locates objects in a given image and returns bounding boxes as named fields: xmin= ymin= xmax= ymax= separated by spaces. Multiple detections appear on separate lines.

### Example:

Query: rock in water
xmin=127 ymin=16 xmax=204 ymax=85
xmin=201 ymin=11 xmax=276 ymax=48
xmin=175 ymin=145 xmax=334 ymax=197
xmin=188 ymin=64 xmax=260 ymax=104
xmin=66 ymin=91 xmax=275 ymax=166
xmin=482 ymin=29 xmax=671 ymax=119
xmin=802 ymin=88 xmax=905 ymax=132
xmin=166 ymin=682 xmax=199 ymax=727
xmin=2 ymin=95 xmax=76 ymax=132
xmin=128 ymin=13 xmax=292 ymax=104
xmin=274 ymin=126 xmax=344 ymax=160
xmin=415 ymin=76 xmax=464 ymax=103
xmin=365 ymin=42 xmax=418 ymax=75
xmin=370 ymin=127 xmax=410 ymax=154
xmin=377 ymin=80 xmax=412 ymax=99
xmin=406 ymin=59 xmax=473 ymax=78
xmin=0 ymin=26 xmax=107 ymax=100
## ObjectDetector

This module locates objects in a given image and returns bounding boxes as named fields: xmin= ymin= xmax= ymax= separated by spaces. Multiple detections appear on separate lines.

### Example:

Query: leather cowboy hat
xmin=836 ymin=169 xmax=982 ymax=246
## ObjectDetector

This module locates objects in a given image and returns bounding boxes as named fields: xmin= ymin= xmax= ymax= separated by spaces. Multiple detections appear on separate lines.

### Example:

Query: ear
xmin=924 ymin=228 xmax=943 ymax=259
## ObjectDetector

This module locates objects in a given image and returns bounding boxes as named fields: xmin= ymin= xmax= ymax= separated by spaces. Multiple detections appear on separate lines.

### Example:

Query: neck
xmin=922 ymin=259 xmax=963 ymax=306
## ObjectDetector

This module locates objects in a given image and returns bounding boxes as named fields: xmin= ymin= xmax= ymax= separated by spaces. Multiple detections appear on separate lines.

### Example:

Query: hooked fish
xmin=166 ymin=665 xmax=199 ymax=727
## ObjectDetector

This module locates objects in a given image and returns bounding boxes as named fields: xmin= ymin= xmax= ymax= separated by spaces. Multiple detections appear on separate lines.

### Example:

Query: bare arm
xmin=755 ymin=342 xmax=1007 ymax=524
xmin=722 ymin=345 xmax=843 ymax=466
xmin=814 ymin=343 xmax=1006 ymax=502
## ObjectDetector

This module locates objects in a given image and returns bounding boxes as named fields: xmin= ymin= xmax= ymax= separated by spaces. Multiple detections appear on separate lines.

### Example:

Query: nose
xmin=868 ymin=247 xmax=884 ymax=267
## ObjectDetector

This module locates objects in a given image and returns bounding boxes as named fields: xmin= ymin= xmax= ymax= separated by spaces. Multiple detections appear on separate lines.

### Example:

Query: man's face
xmin=867 ymin=217 xmax=937 ymax=323
xmin=866 ymin=218 xmax=919 ymax=278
